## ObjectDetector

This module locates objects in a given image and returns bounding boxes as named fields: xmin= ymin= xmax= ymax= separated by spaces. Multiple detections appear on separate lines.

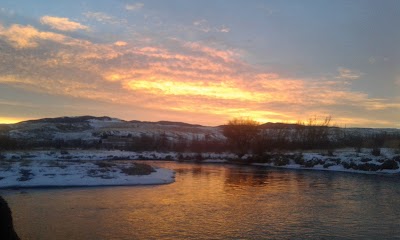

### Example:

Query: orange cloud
xmin=1 ymin=23 xmax=399 ymax=127
xmin=40 ymin=16 xmax=89 ymax=31
xmin=0 ymin=24 xmax=65 ymax=48
xmin=127 ymin=79 xmax=265 ymax=101
xmin=114 ymin=41 xmax=128 ymax=46
xmin=0 ymin=24 xmax=92 ymax=49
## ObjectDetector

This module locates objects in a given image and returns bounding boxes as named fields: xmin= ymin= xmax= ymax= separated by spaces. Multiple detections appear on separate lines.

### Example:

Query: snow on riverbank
xmin=252 ymin=148 xmax=400 ymax=174
xmin=0 ymin=150 xmax=235 ymax=162
xmin=1 ymin=148 xmax=399 ymax=183
xmin=0 ymin=158 xmax=175 ymax=188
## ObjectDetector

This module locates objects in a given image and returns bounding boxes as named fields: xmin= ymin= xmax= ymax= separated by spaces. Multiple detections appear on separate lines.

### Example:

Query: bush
xmin=371 ymin=148 xmax=381 ymax=156
xmin=177 ymin=154 xmax=185 ymax=162
xmin=273 ymin=155 xmax=289 ymax=166
xmin=95 ymin=161 xmax=116 ymax=168
xmin=380 ymin=160 xmax=399 ymax=170
xmin=304 ymin=159 xmax=319 ymax=168
xmin=327 ymin=150 xmax=334 ymax=156
xmin=195 ymin=153 xmax=203 ymax=162
xmin=121 ymin=163 xmax=155 ymax=175
xmin=342 ymin=162 xmax=351 ymax=169
xmin=323 ymin=162 xmax=336 ymax=168
xmin=357 ymin=163 xmax=380 ymax=171
xmin=294 ymin=153 xmax=305 ymax=165
xmin=361 ymin=158 xmax=372 ymax=163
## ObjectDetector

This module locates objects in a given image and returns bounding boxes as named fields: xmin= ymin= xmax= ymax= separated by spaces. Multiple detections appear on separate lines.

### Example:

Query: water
xmin=2 ymin=162 xmax=400 ymax=239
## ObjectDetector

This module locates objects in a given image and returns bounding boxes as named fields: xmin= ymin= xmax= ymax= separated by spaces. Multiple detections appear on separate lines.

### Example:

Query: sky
xmin=0 ymin=0 xmax=399 ymax=127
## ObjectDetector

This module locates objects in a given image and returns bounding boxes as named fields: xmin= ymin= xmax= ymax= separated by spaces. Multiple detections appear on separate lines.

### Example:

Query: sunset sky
xmin=0 ymin=0 xmax=399 ymax=127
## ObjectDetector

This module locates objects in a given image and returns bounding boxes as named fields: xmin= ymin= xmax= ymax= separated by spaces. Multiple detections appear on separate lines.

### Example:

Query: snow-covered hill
xmin=1 ymin=116 xmax=399 ymax=149
xmin=1 ymin=116 xmax=224 ymax=147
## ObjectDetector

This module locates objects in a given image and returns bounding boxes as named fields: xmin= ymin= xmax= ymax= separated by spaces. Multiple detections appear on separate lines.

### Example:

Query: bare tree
xmin=295 ymin=116 xmax=332 ymax=149
xmin=222 ymin=117 xmax=260 ymax=157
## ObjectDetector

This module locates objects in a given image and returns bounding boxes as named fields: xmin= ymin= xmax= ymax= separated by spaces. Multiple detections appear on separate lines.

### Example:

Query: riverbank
xmin=0 ymin=157 xmax=175 ymax=188
xmin=0 ymin=148 xmax=399 ymax=187
xmin=249 ymin=148 xmax=400 ymax=174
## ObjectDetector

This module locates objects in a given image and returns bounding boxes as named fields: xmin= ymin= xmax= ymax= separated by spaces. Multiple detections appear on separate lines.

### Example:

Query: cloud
xmin=395 ymin=78 xmax=400 ymax=87
xmin=114 ymin=41 xmax=128 ymax=46
xmin=83 ymin=12 xmax=124 ymax=25
xmin=127 ymin=80 xmax=265 ymax=101
xmin=218 ymin=26 xmax=230 ymax=33
xmin=40 ymin=16 xmax=89 ymax=32
xmin=368 ymin=57 xmax=376 ymax=64
xmin=125 ymin=3 xmax=144 ymax=11
xmin=0 ymin=22 xmax=399 ymax=127
xmin=192 ymin=19 xmax=230 ymax=33
xmin=0 ymin=24 xmax=92 ymax=49
xmin=193 ymin=19 xmax=210 ymax=32
xmin=0 ymin=24 xmax=66 ymax=48
xmin=336 ymin=67 xmax=363 ymax=80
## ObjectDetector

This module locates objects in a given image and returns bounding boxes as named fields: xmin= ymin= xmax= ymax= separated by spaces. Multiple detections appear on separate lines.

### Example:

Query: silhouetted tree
xmin=223 ymin=117 xmax=260 ymax=157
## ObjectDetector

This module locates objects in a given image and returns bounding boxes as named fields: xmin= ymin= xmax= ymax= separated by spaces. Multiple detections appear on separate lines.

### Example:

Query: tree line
xmin=1 ymin=117 xmax=399 ymax=155
xmin=222 ymin=117 xmax=400 ymax=157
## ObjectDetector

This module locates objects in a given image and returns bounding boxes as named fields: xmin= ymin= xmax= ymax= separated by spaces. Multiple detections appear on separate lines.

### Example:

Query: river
xmin=2 ymin=161 xmax=400 ymax=239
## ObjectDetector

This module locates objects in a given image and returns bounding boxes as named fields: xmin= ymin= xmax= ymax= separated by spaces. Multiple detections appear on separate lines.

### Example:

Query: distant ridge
xmin=9 ymin=116 xmax=398 ymax=130
xmin=18 ymin=116 xmax=204 ymax=128
xmin=260 ymin=122 xmax=303 ymax=129
xmin=260 ymin=122 xmax=339 ymax=129
xmin=129 ymin=120 xmax=204 ymax=127
xmin=155 ymin=121 xmax=203 ymax=127
xmin=19 ymin=116 xmax=116 ymax=124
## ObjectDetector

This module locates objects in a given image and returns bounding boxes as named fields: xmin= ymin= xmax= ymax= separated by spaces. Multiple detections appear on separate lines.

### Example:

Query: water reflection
xmin=224 ymin=167 xmax=269 ymax=187
xmin=3 ymin=161 xmax=400 ymax=239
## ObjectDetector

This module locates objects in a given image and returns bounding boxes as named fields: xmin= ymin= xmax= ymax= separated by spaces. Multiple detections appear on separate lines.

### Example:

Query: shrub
xmin=327 ymin=150 xmax=334 ymax=156
xmin=380 ymin=160 xmax=399 ymax=170
xmin=195 ymin=153 xmax=203 ymax=162
xmin=304 ymin=159 xmax=319 ymax=168
xmin=273 ymin=155 xmax=289 ymax=166
xmin=361 ymin=158 xmax=372 ymax=163
xmin=177 ymin=154 xmax=185 ymax=162
xmin=95 ymin=161 xmax=116 ymax=168
xmin=342 ymin=162 xmax=351 ymax=169
xmin=252 ymin=153 xmax=272 ymax=163
xmin=357 ymin=163 xmax=380 ymax=171
xmin=371 ymin=148 xmax=381 ymax=156
xmin=294 ymin=153 xmax=305 ymax=165
xmin=326 ymin=158 xmax=341 ymax=165
xmin=323 ymin=162 xmax=336 ymax=168
xmin=121 ymin=163 xmax=155 ymax=175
